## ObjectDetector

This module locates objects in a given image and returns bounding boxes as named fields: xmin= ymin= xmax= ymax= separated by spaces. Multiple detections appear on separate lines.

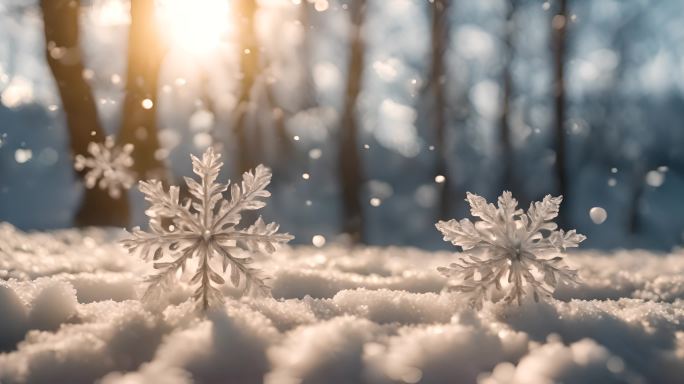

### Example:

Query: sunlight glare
xmin=155 ymin=0 xmax=231 ymax=54
xmin=92 ymin=0 xmax=130 ymax=26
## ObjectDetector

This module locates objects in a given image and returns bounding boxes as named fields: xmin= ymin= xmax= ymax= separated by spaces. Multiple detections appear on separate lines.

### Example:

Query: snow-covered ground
xmin=1 ymin=222 xmax=683 ymax=384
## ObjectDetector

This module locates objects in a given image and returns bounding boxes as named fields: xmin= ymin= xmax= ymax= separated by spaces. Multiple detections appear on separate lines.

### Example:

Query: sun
xmin=154 ymin=0 xmax=231 ymax=55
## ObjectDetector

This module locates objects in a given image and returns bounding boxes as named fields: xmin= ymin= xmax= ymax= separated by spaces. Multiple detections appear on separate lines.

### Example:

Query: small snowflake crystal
xmin=121 ymin=147 xmax=293 ymax=311
xmin=436 ymin=191 xmax=585 ymax=309
xmin=74 ymin=136 xmax=135 ymax=198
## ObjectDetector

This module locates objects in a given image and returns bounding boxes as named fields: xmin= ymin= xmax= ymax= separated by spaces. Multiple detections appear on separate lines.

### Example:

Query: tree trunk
xmin=197 ymin=73 xmax=225 ymax=157
xmin=117 ymin=0 xmax=166 ymax=182
xmin=297 ymin=0 xmax=319 ymax=111
xmin=232 ymin=0 xmax=260 ymax=174
xmin=500 ymin=1 xmax=515 ymax=194
xmin=338 ymin=0 xmax=366 ymax=243
xmin=40 ymin=0 xmax=129 ymax=227
xmin=552 ymin=0 xmax=568 ymax=221
xmin=263 ymin=73 xmax=292 ymax=164
xmin=430 ymin=0 xmax=451 ymax=220
xmin=266 ymin=0 xmax=318 ymax=168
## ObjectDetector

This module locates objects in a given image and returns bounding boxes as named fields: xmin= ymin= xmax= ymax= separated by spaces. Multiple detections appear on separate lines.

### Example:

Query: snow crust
xmin=1 ymin=223 xmax=683 ymax=383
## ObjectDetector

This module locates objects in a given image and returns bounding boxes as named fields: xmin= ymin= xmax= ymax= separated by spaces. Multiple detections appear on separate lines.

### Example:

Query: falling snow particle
xmin=611 ymin=167 xmax=618 ymax=173
xmin=370 ymin=198 xmax=381 ymax=207
xmin=141 ymin=98 xmax=154 ymax=110
xmin=314 ymin=0 xmax=329 ymax=12
xmin=302 ymin=173 xmax=310 ymax=180
xmin=38 ymin=147 xmax=59 ymax=166
xmin=645 ymin=170 xmax=665 ymax=187
xmin=435 ymin=175 xmax=445 ymax=184
xmin=14 ymin=149 xmax=32 ymax=164
xmin=293 ymin=135 xmax=300 ymax=141
xmin=589 ymin=207 xmax=607 ymax=224
xmin=193 ymin=133 xmax=213 ymax=149
xmin=154 ymin=148 xmax=169 ymax=161
xmin=305 ymin=200 xmax=312 ymax=206
xmin=312 ymin=235 xmax=326 ymax=247
xmin=608 ymin=178 xmax=617 ymax=187
xmin=82 ymin=69 xmax=94 ymax=80
xmin=607 ymin=356 xmax=626 ymax=373
xmin=309 ymin=148 xmax=322 ymax=159
xmin=363 ymin=144 xmax=370 ymax=149
xmin=189 ymin=109 xmax=215 ymax=131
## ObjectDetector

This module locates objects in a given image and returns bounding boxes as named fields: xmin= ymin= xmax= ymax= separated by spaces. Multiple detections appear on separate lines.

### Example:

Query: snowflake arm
xmin=524 ymin=194 xmax=562 ymax=237
xmin=141 ymin=241 xmax=200 ymax=305
xmin=191 ymin=243 xmax=226 ymax=310
xmin=211 ymin=242 xmax=271 ymax=297
xmin=436 ymin=191 xmax=586 ymax=309
xmin=138 ymin=181 xmax=202 ymax=233
xmin=120 ymin=181 xmax=202 ymax=260
xmin=185 ymin=148 xmax=225 ymax=228
xmin=435 ymin=219 xmax=485 ymax=250
xmin=211 ymin=165 xmax=272 ymax=232
xmin=216 ymin=217 xmax=294 ymax=253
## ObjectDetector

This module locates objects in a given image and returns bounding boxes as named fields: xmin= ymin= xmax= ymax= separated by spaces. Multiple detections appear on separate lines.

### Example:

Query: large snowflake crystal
xmin=436 ymin=192 xmax=585 ymax=309
xmin=74 ymin=136 xmax=135 ymax=198
xmin=121 ymin=147 xmax=294 ymax=311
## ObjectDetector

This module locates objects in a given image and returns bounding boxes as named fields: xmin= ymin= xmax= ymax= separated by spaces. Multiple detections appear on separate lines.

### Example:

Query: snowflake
xmin=436 ymin=191 xmax=585 ymax=309
xmin=74 ymin=136 xmax=135 ymax=198
xmin=120 ymin=147 xmax=294 ymax=311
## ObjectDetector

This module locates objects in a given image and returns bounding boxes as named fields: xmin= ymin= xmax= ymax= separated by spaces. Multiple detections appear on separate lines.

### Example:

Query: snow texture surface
xmin=1 ymin=223 xmax=683 ymax=384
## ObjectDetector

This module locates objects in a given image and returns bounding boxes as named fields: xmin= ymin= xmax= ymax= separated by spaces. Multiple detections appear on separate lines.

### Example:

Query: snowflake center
xmin=512 ymin=242 xmax=523 ymax=260
xmin=202 ymin=230 xmax=212 ymax=242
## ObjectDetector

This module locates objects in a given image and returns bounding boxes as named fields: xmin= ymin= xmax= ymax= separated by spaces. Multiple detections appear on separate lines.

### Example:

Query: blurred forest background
xmin=0 ymin=0 xmax=683 ymax=250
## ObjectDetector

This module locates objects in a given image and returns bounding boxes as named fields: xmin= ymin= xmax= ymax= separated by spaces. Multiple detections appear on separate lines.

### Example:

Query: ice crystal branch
xmin=436 ymin=191 xmax=585 ymax=309
xmin=121 ymin=147 xmax=294 ymax=311
xmin=74 ymin=136 xmax=135 ymax=198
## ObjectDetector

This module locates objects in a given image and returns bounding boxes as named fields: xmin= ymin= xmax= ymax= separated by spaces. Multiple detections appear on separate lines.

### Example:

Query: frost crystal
xmin=436 ymin=192 xmax=585 ymax=309
xmin=74 ymin=136 xmax=135 ymax=198
xmin=121 ymin=147 xmax=293 ymax=311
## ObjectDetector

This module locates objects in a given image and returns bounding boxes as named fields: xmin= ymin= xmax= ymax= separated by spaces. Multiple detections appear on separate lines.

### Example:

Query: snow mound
xmin=1 ymin=224 xmax=683 ymax=383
